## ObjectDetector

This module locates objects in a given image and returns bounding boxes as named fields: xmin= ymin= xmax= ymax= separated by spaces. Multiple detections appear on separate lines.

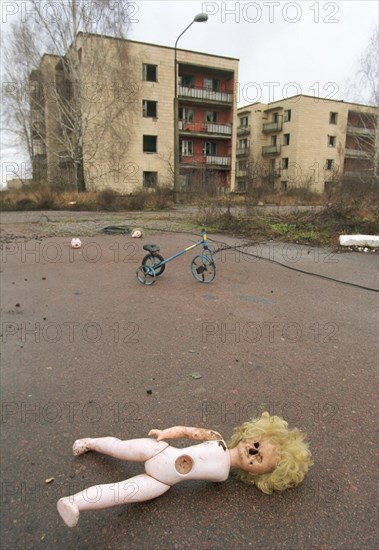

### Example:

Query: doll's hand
xmin=148 ymin=429 xmax=164 ymax=441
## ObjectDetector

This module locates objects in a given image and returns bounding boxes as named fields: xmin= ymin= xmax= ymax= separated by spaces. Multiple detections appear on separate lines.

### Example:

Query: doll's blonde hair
xmin=228 ymin=411 xmax=313 ymax=494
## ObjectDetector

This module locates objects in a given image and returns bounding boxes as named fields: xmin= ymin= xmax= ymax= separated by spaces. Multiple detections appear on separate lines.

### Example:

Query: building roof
xmin=238 ymin=94 xmax=377 ymax=111
xmin=77 ymin=31 xmax=240 ymax=61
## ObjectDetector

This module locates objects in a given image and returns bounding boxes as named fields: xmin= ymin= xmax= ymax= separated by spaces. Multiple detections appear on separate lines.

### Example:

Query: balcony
xmin=345 ymin=148 xmax=371 ymax=158
xmin=179 ymin=121 xmax=232 ymax=137
xmin=237 ymin=125 xmax=250 ymax=136
xmin=344 ymin=170 xmax=373 ymax=178
xmin=262 ymin=144 xmax=281 ymax=156
xmin=179 ymin=85 xmax=233 ymax=104
xmin=180 ymin=154 xmax=231 ymax=168
xmin=347 ymin=125 xmax=376 ymax=136
xmin=263 ymin=120 xmax=282 ymax=133
xmin=206 ymin=156 xmax=231 ymax=166
xmin=236 ymin=147 xmax=250 ymax=156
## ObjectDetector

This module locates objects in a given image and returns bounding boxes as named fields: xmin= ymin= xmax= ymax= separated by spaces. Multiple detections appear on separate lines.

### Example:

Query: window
xmin=272 ymin=112 xmax=279 ymax=123
xmin=281 ymin=181 xmax=288 ymax=191
xmin=284 ymin=109 xmax=291 ymax=122
xmin=33 ymin=138 xmax=44 ymax=155
xmin=143 ymin=135 xmax=157 ymax=153
xmin=32 ymin=110 xmax=43 ymax=123
xmin=142 ymin=64 xmax=157 ymax=82
xmin=142 ymin=100 xmax=157 ymax=118
xmin=180 ymin=74 xmax=194 ymax=88
xmin=181 ymin=140 xmax=193 ymax=156
xmin=326 ymin=159 xmax=334 ymax=170
xmin=179 ymin=108 xmax=194 ymax=122
xmin=204 ymin=111 xmax=218 ymax=123
xmin=239 ymin=116 xmax=249 ymax=128
xmin=143 ymin=171 xmax=157 ymax=188
xmin=283 ymin=133 xmax=290 ymax=146
xmin=204 ymin=78 xmax=219 ymax=91
xmin=238 ymin=160 xmax=247 ymax=171
xmin=328 ymin=135 xmax=336 ymax=147
xmin=282 ymin=158 xmax=289 ymax=169
xmin=203 ymin=142 xmax=217 ymax=156
xmin=271 ymin=135 xmax=277 ymax=146
xmin=239 ymin=138 xmax=248 ymax=149
xmin=329 ymin=112 xmax=338 ymax=124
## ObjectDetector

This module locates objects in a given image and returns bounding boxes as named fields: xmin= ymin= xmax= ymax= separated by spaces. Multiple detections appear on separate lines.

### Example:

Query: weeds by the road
xmin=0 ymin=184 xmax=174 ymax=212
xmin=1 ymin=183 xmax=378 ymax=246
xmin=196 ymin=199 xmax=379 ymax=246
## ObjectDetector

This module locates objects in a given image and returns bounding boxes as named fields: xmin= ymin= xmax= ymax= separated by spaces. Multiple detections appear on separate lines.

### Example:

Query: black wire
xmin=100 ymin=225 xmax=379 ymax=293
xmin=207 ymin=237 xmax=379 ymax=293
xmin=212 ymin=241 xmax=379 ymax=293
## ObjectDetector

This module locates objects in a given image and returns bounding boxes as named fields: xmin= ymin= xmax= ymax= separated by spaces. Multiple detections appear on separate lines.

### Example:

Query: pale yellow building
xmin=236 ymin=95 xmax=377 ymax=193
xmin=30 ymin=34 xmax=239 ymax=194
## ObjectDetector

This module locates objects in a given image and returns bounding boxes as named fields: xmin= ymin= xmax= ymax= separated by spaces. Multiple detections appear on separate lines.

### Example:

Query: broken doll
xmin=57 ymin=411 xmax=312 ymax=527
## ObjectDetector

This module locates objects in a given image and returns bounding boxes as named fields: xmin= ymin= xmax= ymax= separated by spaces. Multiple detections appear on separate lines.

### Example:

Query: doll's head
xmin=228 ymin=411 xmax=312 ymax=494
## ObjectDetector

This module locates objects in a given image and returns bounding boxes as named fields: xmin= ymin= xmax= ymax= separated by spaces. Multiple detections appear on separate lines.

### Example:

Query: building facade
xmin=30 ymin=34 xmax=239 ymax=193
xmin=236 ymin=95 xmax=378 ymax=193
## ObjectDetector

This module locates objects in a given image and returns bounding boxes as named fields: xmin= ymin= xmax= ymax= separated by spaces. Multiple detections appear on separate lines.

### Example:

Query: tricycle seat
xmin=143 ymin=244 xmax=160 ymax=253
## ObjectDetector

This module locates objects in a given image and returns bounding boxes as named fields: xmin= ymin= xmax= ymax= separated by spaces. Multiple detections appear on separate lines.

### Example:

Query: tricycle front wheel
xmin=136 ymin=265 xmax=157 ymax=285
xmin=191 ymin=255 xmax=216 ymax=283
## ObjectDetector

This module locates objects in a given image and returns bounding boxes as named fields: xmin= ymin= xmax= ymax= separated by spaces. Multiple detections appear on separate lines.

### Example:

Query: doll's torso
xmin=144 ymin=440 xmax=230 ymax=486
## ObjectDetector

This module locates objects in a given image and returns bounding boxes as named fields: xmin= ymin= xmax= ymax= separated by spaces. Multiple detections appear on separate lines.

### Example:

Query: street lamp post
xmin=173 ymin=13 xmax=208 ymax=203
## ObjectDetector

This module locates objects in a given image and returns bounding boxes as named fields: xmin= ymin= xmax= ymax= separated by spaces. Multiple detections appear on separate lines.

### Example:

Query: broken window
xmin=142 ymin=64 xmax=157 ymax=82
xmin=142 ymin=100 xmax=157 ymax=118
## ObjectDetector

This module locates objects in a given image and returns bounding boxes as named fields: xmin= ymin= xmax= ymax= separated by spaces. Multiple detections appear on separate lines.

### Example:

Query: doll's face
xmin=236 ymin=438 xmax=280 ymax=475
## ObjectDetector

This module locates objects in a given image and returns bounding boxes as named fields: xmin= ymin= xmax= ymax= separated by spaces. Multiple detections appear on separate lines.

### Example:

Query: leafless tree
xmin=1 ymin=0 xmax=134 ymax=190
xmin=346 ymin=26 xmax=379 ymax=187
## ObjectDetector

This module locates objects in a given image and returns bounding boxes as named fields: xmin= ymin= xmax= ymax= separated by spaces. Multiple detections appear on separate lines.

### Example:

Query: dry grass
xmin=196 ymin=192 xmax=379 ymax=246
xmin=1 ymin=182 xmax=378 ymax=246
xmin=0 ymin=184 xmax=173 ymax=212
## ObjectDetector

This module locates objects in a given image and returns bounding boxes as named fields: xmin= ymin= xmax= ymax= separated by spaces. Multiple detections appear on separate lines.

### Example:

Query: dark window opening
xmin=143 ymin=100 xmax=157 ymax=118
xmin=180 ymin=74 xmax=194 ymax=87
xmin=143 ymin=135 xmax=157 ymax=153
xmin=143 ymin=171 xmax=157 ymax=188
xmin=143 ymin=64 xmax=157 ymax=82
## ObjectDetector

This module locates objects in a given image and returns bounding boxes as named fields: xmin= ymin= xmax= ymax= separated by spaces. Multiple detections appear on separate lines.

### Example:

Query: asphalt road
xmin=1 ymin=218 xmax=378 ymax=550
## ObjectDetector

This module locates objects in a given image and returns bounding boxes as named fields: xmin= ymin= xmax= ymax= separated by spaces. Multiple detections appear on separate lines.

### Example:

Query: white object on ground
xmin=339 ymin=235 xmax=379 ymax=248
xmin=71 ymin=238 xmax=82 ymax=248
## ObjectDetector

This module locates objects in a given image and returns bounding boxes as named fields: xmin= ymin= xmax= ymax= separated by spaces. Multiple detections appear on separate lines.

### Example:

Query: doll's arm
xmin=149 ymin=426 xmax=222 ymax=442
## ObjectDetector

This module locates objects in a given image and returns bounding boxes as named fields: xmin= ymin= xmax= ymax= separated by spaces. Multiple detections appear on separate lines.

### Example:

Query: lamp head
xmin=194 ymin=13 xmax=208 ymax=22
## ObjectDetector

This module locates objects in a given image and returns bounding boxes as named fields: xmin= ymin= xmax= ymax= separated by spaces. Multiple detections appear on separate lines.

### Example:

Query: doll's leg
xmin=73 ymin=437 xmax=167 ymax=461
xmin=57 ymin=474 xmax=170 ymax=527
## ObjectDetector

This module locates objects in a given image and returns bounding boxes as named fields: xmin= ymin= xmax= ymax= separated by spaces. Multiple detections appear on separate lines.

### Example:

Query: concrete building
xmin=236 ymin=95 xmax=378 ymax=193
xmin=30 ymin=34 xmax=239 ymax=193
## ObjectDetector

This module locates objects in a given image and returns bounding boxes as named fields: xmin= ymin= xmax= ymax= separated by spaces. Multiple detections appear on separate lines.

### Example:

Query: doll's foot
xmin=72 ymin=438 xmax=92 ymax=456
xmin=57 ymin=497 xmax=79 ymax=527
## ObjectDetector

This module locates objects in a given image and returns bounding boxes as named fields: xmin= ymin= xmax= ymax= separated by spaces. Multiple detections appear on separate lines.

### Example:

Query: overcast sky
xmin=129 ymin=0 xmax=377 ymax=105
xmin=1 ymin=0 xmax=378 ymax=186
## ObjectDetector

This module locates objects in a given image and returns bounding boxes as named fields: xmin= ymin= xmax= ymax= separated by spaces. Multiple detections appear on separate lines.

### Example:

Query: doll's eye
xmin=254 ymin=442 xmax=259 ymax=449
xmin=248 ymin=448 xmax=259 ymax=456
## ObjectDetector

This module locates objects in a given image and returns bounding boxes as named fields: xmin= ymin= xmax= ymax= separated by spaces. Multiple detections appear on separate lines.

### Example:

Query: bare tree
xmin=355 ymin=27 xmax=379 ymax=107
xmin=1 ymin=0 xmax=134 ymax=190
xmin=346 ymin=26 xmax=379 ymax=186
